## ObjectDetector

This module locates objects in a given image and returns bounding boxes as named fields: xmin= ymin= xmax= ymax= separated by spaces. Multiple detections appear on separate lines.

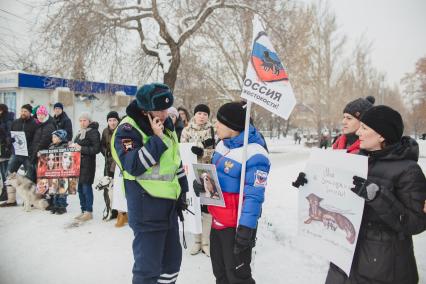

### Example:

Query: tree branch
xmin=177 ymin=1 xmax=256 ymax=47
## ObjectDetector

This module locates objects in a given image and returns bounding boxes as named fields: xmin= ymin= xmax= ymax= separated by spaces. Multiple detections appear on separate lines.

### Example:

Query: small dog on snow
xmin=95 ymin=176 xmax=116 ymax=220
xmin=5 ymin=173 xmax=49 ymax=212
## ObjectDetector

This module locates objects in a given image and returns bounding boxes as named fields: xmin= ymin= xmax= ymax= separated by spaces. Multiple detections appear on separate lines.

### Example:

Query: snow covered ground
xmin=0 ymin=137 xmax=425 ymax=284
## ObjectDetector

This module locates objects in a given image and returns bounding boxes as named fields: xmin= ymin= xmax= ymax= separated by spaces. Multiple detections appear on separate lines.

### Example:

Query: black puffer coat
xmin=31 ymin=116 xmax=57 ymax=162
xmin=53 ymin=111 xmax=73 ymax=141
xmin=74 ymin=122 xmax=100 ymax=184
xmin=326 ymin=137 xmax=426 ymax=284
xmin=0 ymin=111 xmax=15 ymax=158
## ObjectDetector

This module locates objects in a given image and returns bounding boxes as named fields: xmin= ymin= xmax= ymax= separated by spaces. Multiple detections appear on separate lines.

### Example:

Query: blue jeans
xmin=6 ymin=155 xmax=36 ymax=182
xmin=53 ymin=194 xmax=68 ymax=208
xmin=77 ymin=183 xmax=93 ymax=212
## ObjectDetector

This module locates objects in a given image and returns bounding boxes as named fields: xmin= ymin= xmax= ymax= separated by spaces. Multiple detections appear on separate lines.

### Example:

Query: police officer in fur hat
xmin=111 ymin=83 xmax=189 ymax=284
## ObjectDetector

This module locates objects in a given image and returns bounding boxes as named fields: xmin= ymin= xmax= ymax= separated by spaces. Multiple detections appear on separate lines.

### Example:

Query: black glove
xmin=192 ymin=179 xmax=204 ymax=197
xmin=191 ymin=146 xmax=204 ymax=157
xmin=351 ymin=176 xmax=380 ymax=201
xmin=292 ymin=172 xmax=308 ymax=188
xmin=234 ymin=225 xmax=256 ymax=255
xmin=202 ymin=138 xmax=215 ymax=148
xmin=176 ymin=192 xmax=188 ymax=221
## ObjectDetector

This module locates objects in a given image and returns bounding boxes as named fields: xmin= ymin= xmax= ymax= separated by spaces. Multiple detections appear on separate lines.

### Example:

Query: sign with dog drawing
xmin=179 ymin=143 xmax=202 ymax=234
xmin=192 ymin=163 xmax=225 ymax=207
xmin=297 ymin=148 xmax=367 ymax=276
xmin=36 ymin=148 xmax=81 ymax=195
xmin=10 ymin=131 xmax=28 ymax=156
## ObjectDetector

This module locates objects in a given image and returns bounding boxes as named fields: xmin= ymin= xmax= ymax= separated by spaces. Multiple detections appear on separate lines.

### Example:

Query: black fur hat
xmin=194 ymin=104 xmax=210 ymax=116
xmin=135 ymin=83 xmax=173 ymax=111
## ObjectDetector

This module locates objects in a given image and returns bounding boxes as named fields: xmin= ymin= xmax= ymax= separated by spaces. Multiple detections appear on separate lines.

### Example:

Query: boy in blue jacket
xmin=194 ymin=102 xmax=270 ymax=284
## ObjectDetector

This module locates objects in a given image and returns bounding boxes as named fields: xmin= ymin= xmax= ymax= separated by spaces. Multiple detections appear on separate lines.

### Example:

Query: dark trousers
xmin=0 ymin=160 xmax=8 ymax=183
xmin=132 ymin=225 xmax=182 ymax=284
xmin=53 ymin=194 xmax=68 ymax=208
xmin=210 ymin=228 xmax=255 ymax=284
xmin=7 ymin=155 xmax=36 ymax=182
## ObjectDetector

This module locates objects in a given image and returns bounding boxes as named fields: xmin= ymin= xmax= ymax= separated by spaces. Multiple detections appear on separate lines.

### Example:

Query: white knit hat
xmin=167 ymin=107 xmax=179 ymax=118
xmin=79 ymin=112 xmax=92 ymax=121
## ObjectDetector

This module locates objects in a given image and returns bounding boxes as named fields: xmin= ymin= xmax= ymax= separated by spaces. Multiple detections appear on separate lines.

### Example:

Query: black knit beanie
xmin=360 ymin=105 xmax=404 ymax=145
xmin=53 ymin=102 xmax=64 ymax=110
xmin=107 ymin=111 xmax=120 ymax=121
xmin=194 ymin=104 xmax=210 ymax=116
xmin=343 ymin=96 xmax=375 ymax=119
xmin=21 ymin=104 xmax=33 ymax=113
xmin=217 ymin=102 xmax=246 ymax=132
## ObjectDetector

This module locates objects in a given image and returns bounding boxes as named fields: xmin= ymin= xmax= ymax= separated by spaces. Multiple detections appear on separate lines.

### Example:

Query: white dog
xmin=5 ymin=173 xmax=49 ymax=212
xmin=95 ymin=176 xmax=115 ymax=220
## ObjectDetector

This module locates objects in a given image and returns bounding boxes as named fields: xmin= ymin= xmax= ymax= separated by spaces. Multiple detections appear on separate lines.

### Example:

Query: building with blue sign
xmin=0 ymin=70 xmax=136 ymax=134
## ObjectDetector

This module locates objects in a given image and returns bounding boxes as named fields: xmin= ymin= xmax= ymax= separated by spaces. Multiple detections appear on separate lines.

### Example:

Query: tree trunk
xmin=163 ymin=47 xmax=181 ymax=90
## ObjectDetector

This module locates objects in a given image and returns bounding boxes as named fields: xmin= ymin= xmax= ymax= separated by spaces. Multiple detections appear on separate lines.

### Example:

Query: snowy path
xmin=0 ymin=138 xmax=425 ymax=284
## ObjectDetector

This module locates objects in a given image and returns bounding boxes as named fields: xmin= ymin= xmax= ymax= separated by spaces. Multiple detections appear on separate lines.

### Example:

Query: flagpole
xmin=237 ymin=101 xmax=252 ymax=226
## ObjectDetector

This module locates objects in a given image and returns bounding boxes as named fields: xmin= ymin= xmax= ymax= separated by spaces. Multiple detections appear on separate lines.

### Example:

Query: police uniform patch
xmin=254 ymin=170 xmax=268 ymax=187
xmin=123 ymin=123 xmax=133 ymax=131
xmin=121 ymin=139 xmax=134 ymax=152
xmin=224 ymin=160 xmax=234 ymax=173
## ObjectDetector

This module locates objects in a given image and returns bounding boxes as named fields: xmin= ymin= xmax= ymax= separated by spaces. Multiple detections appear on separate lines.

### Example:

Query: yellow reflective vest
xmin=111 ymin=116 xmax=181 ymax=200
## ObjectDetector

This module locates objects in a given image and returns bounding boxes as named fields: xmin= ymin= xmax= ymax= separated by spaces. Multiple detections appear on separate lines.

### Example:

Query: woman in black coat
xmin=325 ymin=106 xmax=426 ymax=284
xmin=70 ymin=112 xmax=101 ymax=222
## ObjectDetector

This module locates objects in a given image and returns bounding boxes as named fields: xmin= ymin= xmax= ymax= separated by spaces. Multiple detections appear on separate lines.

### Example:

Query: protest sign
xmin=298 ymin=149 xmax=367 ymax=275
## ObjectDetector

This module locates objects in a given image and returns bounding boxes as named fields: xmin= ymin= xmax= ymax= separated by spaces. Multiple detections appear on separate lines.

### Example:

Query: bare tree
xmin=38 ymin=0 xmax=256 ymax=89
xmin=401 ymin=56 xmax=426 ymax=137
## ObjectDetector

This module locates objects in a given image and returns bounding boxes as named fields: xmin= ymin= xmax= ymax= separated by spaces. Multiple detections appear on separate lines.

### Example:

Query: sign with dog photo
xmin=192 ymin=163 xmax=225 ymax=207
xmin=36 ymin=148 xmax=81 ymax=195
xmin=10 ymin=131 xmax=28 ymax=156
xmin=297 ymin=149 xmax=367 ymax=276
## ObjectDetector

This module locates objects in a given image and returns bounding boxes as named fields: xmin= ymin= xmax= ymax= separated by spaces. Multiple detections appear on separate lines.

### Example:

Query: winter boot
xmin=50 ymin=206 xmax=57 ymax=214
xmin=115 ymin=212 xmax=128 ymax=228
xmin=111 ymin=209 xmax=118 ymax=220
xmin=0 ymin=201 xmax=17 ymax=207
xmin=74 ymin=212 xmax=85 ymax=220
xmin=79 ymin=211 xmax=93 ymax=222
xmin=45 ymin=195 xmax=54 ymax=211
xmin=55 ymin=207 xmax=67 ymax=215
xmin=0 ymin=187 xmax=7 ymax=202
xmin=201 ymin=212 xmax=212 ymax=257
xmin=190 ymin=234 xmax=202 ymax=255
xmin=0 ymin=186 xmax=17 ymax=207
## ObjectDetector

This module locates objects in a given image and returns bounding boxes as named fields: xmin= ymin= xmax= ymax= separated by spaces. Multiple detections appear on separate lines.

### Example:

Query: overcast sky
xmin=1 ymin=0 xmax=425 ymax=88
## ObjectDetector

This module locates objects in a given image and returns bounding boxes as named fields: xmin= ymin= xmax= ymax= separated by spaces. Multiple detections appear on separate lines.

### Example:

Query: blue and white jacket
xmin=208 ymin=125 xmax=270 ymax=230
